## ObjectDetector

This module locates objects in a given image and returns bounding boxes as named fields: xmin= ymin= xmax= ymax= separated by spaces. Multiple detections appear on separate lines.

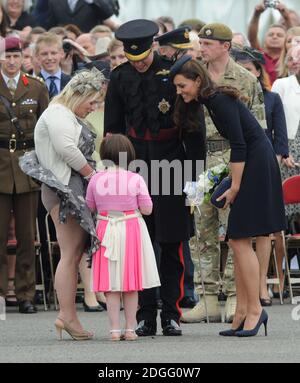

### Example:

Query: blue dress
xmin=202 ymin=93 xmax=286 ymax=239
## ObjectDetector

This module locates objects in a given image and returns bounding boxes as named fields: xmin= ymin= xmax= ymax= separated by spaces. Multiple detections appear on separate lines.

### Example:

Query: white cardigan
xmin=271 ymin=75 xmax=300 ymax=140
xmin=34 ymin=103 xmax=87 ymax=185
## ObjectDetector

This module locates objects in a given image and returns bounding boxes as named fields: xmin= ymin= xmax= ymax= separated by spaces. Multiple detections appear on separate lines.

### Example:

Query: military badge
xmin=21 ymin=99 xmax=38 ymax=105
xmin=205 ymin=29 xmax=212 ymax=37
xmin=156 ymin=69 xmax=170 ymax=76
xmin=21 ymin=74 xmax=29 ymax=86
xmin=131 ymin=44 xmax=138 ymax=50
xmin=158 ymin=98 xmax=171 ymax=114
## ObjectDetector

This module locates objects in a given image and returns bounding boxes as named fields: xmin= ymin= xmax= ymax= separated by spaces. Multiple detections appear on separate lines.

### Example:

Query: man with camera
xmin=248 ymin=1 xmax=293 ymax=84
xmin=47 ymin=0 xmax=120 ymax=33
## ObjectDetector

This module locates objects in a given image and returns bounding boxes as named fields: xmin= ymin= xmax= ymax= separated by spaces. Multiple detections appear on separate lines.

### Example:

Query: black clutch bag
xmin=210 ymin=177 xmax=232 ymax=209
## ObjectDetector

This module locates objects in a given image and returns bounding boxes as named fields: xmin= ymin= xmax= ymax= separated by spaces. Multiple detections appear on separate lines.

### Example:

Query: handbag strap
xmin=0 ymin=95 xmax=25 ymax=138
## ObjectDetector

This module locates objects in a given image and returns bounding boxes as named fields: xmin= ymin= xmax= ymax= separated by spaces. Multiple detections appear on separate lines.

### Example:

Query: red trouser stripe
xmin=175 ymin=242 xmax=185 ymax=319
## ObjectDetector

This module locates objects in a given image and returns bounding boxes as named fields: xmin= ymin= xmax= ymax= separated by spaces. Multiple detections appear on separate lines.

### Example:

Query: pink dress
xmin=86 ymin=168 xmax=161 ymax=292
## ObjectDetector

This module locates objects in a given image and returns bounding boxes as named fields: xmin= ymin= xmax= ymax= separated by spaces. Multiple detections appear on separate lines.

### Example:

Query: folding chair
xmin=6 ymin=219 xmax=47 ymax=311
xmin=282 ymin=175 xmax=300 ymax=303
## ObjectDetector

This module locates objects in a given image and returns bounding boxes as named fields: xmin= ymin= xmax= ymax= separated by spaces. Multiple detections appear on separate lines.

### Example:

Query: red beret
xmin=5 ymin=37 xmax=22 ymax=52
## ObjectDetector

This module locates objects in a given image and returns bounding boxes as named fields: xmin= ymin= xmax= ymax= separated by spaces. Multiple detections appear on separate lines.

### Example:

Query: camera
xmin=264 ymin=0 xmax=279 ymax=8
xmin=62 ymin=41 xmax=73 ymax=54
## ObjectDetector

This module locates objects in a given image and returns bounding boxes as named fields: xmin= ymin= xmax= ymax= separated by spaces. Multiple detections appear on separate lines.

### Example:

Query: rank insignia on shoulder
xmin=158 ymin=98 xmax=171 ymax=114
xmin=156 ymin=69 xmax=170 ymax=76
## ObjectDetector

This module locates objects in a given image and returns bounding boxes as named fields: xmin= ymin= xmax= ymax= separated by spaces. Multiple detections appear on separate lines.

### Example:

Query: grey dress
xmin=19 ymin=120 xmax=99 ymax=263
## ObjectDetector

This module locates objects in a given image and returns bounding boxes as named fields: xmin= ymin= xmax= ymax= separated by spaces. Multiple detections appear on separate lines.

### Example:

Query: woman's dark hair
xmin=248 ymin=60 xmax=271 ymax=91
xmin=100 ymin=134 xmax=136 ymax=168
xmin=0 ymin=5 xmax=8 ymax=37
xmin=173 ymin=59 xmax=240 ymax=133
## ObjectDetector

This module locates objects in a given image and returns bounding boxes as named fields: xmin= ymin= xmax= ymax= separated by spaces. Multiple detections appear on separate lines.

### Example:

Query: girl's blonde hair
xmin=50 ymin=69 xmax=105 ymax=114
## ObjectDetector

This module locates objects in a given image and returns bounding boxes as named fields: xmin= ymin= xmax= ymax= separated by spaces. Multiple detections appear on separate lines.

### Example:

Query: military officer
xmin=155 ymin=26 xmax=198 ymax=309
xmin=104 ymin=19 xmax=206 ymax=336
xmin=0 ymin=37 xmax=49 ymax=313
xmin=154 ymin=26 xmax=193 ymax=60
xmin=181 ymin=23 xmax=267 ymax=324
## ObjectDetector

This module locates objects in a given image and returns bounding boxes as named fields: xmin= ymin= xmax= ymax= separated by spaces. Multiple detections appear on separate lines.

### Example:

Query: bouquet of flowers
xmin=184 ymin=164 xmax=229 ymax=210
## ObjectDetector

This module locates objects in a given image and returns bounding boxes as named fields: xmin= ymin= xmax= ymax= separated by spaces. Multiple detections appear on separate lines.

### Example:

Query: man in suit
xmin=0 ymin=37 xmax=49 ymax=313
xmin=47 ymin=0 xmax=119 ymax=33
xmin=34 ymin=33 xmax=71 ymax=98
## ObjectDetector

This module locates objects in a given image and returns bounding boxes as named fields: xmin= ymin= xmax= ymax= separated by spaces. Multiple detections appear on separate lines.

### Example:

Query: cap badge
xmin=184 ymin=30 xmax=190 ymax=39
xmin=205 ymin=29 xmax=212 ymax=36
xmin=131 ymin=44 xmax=138 ymax=50
xmin=158 ymin=98 xmax=171 ymax=114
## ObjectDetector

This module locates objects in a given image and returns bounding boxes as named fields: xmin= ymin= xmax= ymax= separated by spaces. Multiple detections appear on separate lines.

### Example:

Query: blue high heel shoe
xmin=219 ymin=319 xmax=246 ymax=337
xmin=235 ymin=310 xmax=268 ymax=337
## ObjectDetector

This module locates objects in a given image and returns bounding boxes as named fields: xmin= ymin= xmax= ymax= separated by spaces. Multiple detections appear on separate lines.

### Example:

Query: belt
xmin=0 ymin=139 xmax=34 ymax=153
xmin=97 ymin=211 xmax=141 ymax=262
xmin=207 ymin=139 xmax=230 ymax=153
xmin=128 ymin=127 xmax=178 ymax=141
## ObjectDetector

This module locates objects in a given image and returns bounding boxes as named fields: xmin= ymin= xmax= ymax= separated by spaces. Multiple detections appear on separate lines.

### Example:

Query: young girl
xmin=86 ymin=134 xmax=160 ymax=341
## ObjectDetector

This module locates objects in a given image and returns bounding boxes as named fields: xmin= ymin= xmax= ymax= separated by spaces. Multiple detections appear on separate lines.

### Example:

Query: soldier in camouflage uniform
xmin=181 ymin=23 xmax=267 ymax=324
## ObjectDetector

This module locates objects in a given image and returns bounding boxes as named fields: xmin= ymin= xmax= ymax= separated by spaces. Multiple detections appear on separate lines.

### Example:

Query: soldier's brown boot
xmin=224 ymin=295 xmax=237 ymax=323
xmin=180 ymin=295 xmax=222 ymax=323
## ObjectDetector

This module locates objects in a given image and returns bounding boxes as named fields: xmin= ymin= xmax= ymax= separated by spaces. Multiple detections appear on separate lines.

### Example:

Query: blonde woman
xmin=2 ymin=0 xmax=36 ymax=31
xmin=277 ymin=27 xmax=300 ymax=79
xmin=20 ymin=68 xmax=106 ymax=340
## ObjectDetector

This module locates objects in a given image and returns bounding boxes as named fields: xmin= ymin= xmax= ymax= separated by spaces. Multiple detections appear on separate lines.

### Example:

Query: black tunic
xmin=203 ymin=93 xmax=286 ymax=239
xmin=104 ymin=53 xmax=206 ymax=242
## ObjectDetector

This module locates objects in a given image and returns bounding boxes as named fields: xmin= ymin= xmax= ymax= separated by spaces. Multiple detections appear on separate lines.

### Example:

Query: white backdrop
xmin=117 ymin=0 xmax=300 ymax=35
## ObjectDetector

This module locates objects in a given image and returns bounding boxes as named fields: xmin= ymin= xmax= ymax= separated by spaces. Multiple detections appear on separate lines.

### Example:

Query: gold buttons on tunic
xmin=11 ymin=134 xmax=16 ymax=139
xmin=12 ymin=102 xmax=16 ymax=107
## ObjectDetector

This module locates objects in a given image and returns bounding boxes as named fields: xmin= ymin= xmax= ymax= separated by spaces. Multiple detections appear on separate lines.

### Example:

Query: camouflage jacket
xmin=206 ymin=57 xmax=266 ymax=139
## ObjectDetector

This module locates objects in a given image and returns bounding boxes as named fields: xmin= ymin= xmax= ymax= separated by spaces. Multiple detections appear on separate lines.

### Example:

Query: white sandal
xmin=124 ymin=329 xmax=138 ymax=341
xmin=110 ymin=329 xmax=122 ymax=341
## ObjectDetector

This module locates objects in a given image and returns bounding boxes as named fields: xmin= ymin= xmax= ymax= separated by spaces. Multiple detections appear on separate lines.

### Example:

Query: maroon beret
xmin=5 ymin=37 xmax=22 ymax=52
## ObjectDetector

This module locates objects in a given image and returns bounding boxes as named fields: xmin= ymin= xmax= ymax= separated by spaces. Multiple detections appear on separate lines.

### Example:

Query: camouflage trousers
xmin=189 ymin=149 xmax=236 ymax=296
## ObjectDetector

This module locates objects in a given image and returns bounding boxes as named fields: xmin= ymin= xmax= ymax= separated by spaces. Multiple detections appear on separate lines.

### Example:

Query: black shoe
xmin=97 ymin=300 xmax=107 ymax=310
xmin=162 ymin=319 xmax=182 ymax=336
xmin=273 ymin=290 xmax=289 ymax=299
xmin=18 ymin=300 xmax=37 ymax=314
xmin=83 ymin=300 xmax=104 ymax=312
xmin=179 ymin=296 xmax=196 ymax=308
xmin=135 ymin=320 xmax=157 ymax=336
xmin=260 ymin=298 xmax=272 ymax=307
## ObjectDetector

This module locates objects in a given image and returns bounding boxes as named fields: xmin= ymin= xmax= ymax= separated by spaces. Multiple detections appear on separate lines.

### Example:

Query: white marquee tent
xmin=117 ymin=0 xmax=300 ymax=37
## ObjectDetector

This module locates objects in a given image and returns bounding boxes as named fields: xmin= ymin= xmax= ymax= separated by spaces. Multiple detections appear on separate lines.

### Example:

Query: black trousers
xmin=137 ymin=242 xmax=185 ymax=325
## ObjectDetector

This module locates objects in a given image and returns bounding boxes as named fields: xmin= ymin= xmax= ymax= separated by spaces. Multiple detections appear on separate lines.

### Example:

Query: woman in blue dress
xmin=171 ymin=56 xmax=286 ymax=337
